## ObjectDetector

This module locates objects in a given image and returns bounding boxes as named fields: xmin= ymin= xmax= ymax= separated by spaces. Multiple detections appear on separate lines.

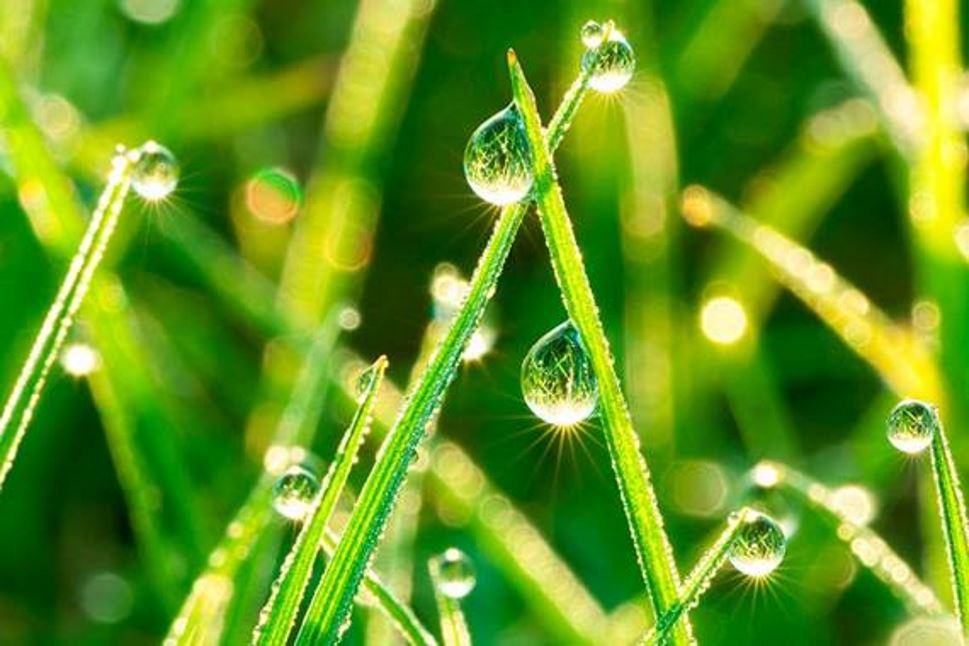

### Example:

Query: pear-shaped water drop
xmin=581 ymin=30 xmax=635 ymax=93
xmin=580 ymin=20 xmax=605 ymax=49
xmin=272 ymin=465 xmax=319 ymax=521
xmin=728 ymin=511 xmax=786 ymax=578
xmin=132 ymin=141 xmax=179 ymax=200
xmin=521 ymin=321 xmax=598 ymax=426
xmin=887 ymin=399 xmax=938 ymax=454
xmin=463 ymin=104 xmax=533 ymax=206
xmin=434 ymin=548 xmax=476 ymax=599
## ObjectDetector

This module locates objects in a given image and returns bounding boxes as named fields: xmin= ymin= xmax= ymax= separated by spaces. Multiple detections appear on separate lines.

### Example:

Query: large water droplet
xmin=887 ymin=399 xmax=938 ymax=454
xmin=132 ymin=141 xmax=179 ymax=200
xmin=521 ymin=321 xmax=598 ymax=426
xmin=463 ymin=104 xmax=533 ymax=206
xmin=581 ymin=30 xmax=635 ymax=93
xmin=434 ymin=548 xmax=476 ymax=599
xmin=728 ymin=511 xmax=786 ymax=578
xmin=272 ymin=465 xmax=319 ymax=521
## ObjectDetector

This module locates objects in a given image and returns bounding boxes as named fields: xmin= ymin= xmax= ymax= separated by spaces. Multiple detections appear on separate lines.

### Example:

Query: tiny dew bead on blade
xmin=728 ymin=510 xmax=786 ymax=578
xmin=433 ymin=548 xmax=476 ymax=599
xmin=580 ymin=21 xmax=635 ymax=93
xmin=271 ymin=464 xmax=320 ymax=521
xmin=886 ymin=398 xmax=939 ymax=455
xmin=463 ymin=104 xmax=533 ymax=206
xmin=131 ymin=141 xmax=179 ymax=201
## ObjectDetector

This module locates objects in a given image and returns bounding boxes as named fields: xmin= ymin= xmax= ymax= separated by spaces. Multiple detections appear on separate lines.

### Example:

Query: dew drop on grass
xmin=463 ymin=104 xmax=532 ymax=206
xmin=521 ymin=321 xmax=598 ymax=426
xmin=271 ymin=465 xmax=319 ymax=521
xmin=355 ymin=363 xmax=379 ymax=402
xmin=886 ymin=399 xmax=938 ymax=454
xmin=581 ymin=29 xmax=635 ymax=93
xmin=728 ymin=511 xmax=786 ymax=578
xmin=132 ymin=141 xmax=179 ymax=200
xmin=434 ymin=548 xmax=476 ymax=599
xmin=580 ymin=20 xmax=605 ymax=49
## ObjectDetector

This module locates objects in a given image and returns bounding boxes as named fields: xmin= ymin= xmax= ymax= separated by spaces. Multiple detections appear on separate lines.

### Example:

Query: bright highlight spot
xmin=700 ymin=296 xmax=748 ymax=345
xmin=61 ymin=343 xmax=100 ymax=377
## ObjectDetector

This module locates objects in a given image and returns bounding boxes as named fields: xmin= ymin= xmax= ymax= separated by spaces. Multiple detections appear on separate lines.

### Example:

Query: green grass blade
xmin=292 ymin=45 xmax=598 ymax=643
xmin=253 ymin=356 xmax=388 ymax=645
xmin=758 ymin=461 xmax=944 ymax=615
xmin=0 ymin=149 xmax=132 ymax=490
xmin=508 ymin=51 xmax=689 ymax=642
xmin=428 ymin=556 xmax=472 ymax=646
xmin=927 ymin=418 xmax=969 ymax=632
xmin=643 ymin=509 xmax=751 ymax=645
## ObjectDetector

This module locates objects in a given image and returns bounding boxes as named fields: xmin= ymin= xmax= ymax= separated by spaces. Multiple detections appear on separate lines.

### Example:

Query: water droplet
xmin=272 ymin=465 xmax=319 ymax=521
xmin=61 ymin=342 xmax=100 ymax=377
xmin=887 ymin=399 xmax=938 ymax=454
xmin=580 ymin=20 xmax=605 ymax=49
xmin=355 ymin=364 xmax=378 ymax=402
xmin=521 ymin=321 xmax=598 ymax=426
xmin=132 ymin=141 xmax=179 ymax=200
xmin=729 ymin=511 xmax=786 ymax=578
xmin=581 ymin=30 xmax=635 ymax=93
xmin=434 ymin=548 xmax=476 ymax=599
xmin=463 ymin=104 xmax=533 ymax=206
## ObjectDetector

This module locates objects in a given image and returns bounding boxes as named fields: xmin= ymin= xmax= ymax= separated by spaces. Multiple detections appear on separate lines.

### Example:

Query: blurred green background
xmin=0 ymin=0 xmax=966 ymax=643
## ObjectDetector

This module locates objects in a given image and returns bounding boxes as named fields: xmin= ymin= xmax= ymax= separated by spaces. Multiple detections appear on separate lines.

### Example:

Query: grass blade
xmin=754 ymin=460 xmax=944 ymax=615
xmin=428 ymin=553 xmax=472 ymax=646
xmin=643 ymin=509 xmax=752 ymax=645
xmin=508 ymin=51 xmax=689 ymax=642
xmin=0 ymin=148 xmax=133 ymax=490
xmin=292 ymin=43 xmax=599 ymax=643
xmin=253 ymin=356 xmax=388 ymax=645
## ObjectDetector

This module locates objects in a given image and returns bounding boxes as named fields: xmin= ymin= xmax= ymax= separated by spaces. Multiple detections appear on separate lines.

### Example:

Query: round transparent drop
xmin=521 ymin=321 xmax=598 ymax=426
xmin=271 ymin=465 xmax=319 ymax=521
xmin=132 ymin=141 xmax=179 ymax=200
xmin=580 ymin=20 xmax=605 ymax=49
xmin=463 ymin=104 xmax=533 ymax=206
xmin=581 ymin=31 xmax=635 ymax=93
xmin=886 ymin=399 xmax=938 ymax=454
xmin=728 ymin=511 xmax=786 ymax=578
xmin=434 ymin=548 xmax=476 ymax=599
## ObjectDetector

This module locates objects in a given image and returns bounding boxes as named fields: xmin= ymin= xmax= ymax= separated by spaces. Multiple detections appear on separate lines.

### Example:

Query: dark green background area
xmin=0 ymin=0 xmax=962 ymax=644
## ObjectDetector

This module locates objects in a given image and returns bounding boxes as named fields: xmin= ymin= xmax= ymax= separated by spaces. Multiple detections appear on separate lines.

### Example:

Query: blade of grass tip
xmin=754 ymin=460 xmax=944 ymax=615
xmin=508 ymin=51 xmax=689 ymax=642
xmin=292 ymin=44 xmax=599 ymax=644
xmin=253 ymin=356 xmax=388 ymax=645
xmin=680 ymin=186 xmax=943 ymax=403
xmin=165 ymin=322 xmax=339 ymax=645
xmin=926 ymin=415 xmax=969 ymax=632
xmin=428 ymin=555 xmax=472 ymax=646
xmin=803 ymin=0 xmax=920 ymax=155
xmin=0 ymin=147 xmax=133 ymax=490
xmin=642 ymin=508 xmax=752 ymax=645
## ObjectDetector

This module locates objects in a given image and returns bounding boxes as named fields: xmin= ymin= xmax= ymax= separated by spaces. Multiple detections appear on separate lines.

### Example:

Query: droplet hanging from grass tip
xmin=131 ymin=141 xmax=179 ymax=201
xmin=463 ymin=104 xmax=533 ymax=206
xmin=521 ymin=321 xmax=598 ymax=427
xmin=433 ymin=548 xmax=476 ymax=599
xmin=728 ymin=511 xmax=786 ymax=578
xmin=272 ymin=464 xmax=319 ymax=521
xmin=886 ymin=399 xmax=938 ymax=455
xmin=581 ymin=23 xmax=635 ymax=93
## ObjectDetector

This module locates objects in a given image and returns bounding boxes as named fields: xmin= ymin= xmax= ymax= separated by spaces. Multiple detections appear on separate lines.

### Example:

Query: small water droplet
xmin=728 ymin=511 xmax=786 ymax=578
xmin=580 ymin=20 xmax=605 ymax=49
xmin=355 ymin=364 xmax=378 ymax=402
xmin=887 ymin=399 xmax=938 ymax=454
xmin=521 ymin=321 xmax=598 ymax=426
xmin=132 ymin=141 xmax=179 ymax=200
xmin=463 ymin=104 xmax=533 ymax=206
xmin=271 ymin=465 xmax=319 ymax=521
xmin=434 ymin=548 xmax=476 ymax=599
xmin=581 ymin=30 xmax=635 ymax=93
